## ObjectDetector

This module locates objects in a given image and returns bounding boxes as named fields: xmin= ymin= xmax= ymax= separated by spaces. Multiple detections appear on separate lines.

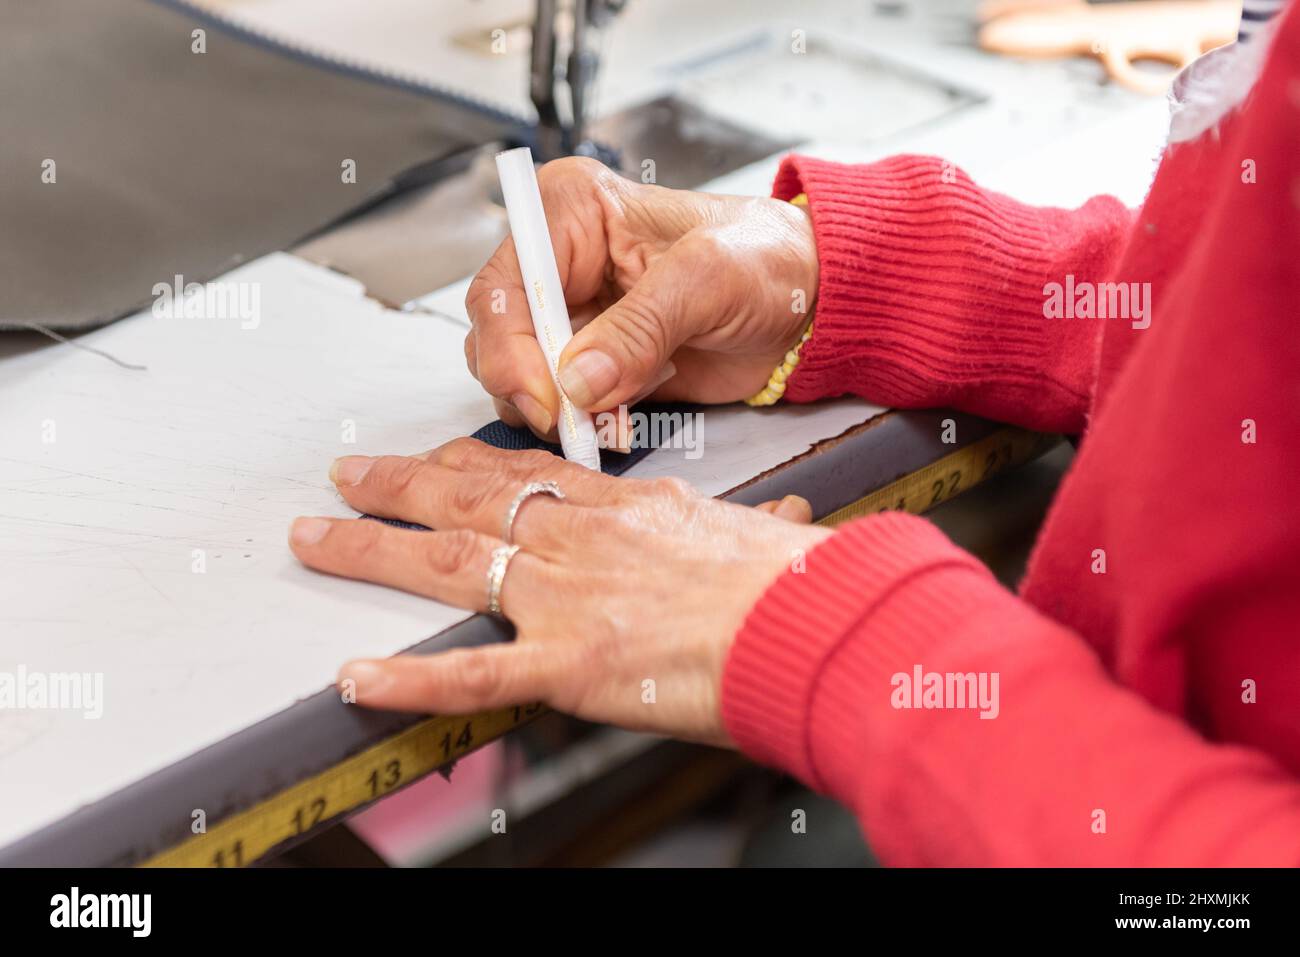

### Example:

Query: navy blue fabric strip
xmin=364 ymin=403 xmax=693 ymax=531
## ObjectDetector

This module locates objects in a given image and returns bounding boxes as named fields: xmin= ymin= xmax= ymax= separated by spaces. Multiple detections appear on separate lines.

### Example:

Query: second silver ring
xmin=501 ymin=480 xmax=566 ymax=544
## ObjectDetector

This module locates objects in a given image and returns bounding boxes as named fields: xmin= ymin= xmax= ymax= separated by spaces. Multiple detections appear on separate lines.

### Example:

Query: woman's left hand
xmin=289 ymin=439 xmax=828 ymax=746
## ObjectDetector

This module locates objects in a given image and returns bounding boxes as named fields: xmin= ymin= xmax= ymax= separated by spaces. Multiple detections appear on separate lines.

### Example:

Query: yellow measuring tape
xmin=143 ymin=425 xmax=1052 ymax=867
xmin=818 ymin=427 xmax=1056 ymax=526
xmin=143 ymin=704 xmax=546 ymax=867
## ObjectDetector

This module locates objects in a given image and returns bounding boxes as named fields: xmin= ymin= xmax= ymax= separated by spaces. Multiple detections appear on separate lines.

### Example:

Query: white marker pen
xmin=494 ymin=147 xmax=602 ymax=471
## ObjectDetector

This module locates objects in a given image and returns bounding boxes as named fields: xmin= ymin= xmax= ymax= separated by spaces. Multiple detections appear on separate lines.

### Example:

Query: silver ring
xmin=486 ymin=544 xmax=521 ymax=617
xmin=501 ymin=480 xmax=565 ymax=544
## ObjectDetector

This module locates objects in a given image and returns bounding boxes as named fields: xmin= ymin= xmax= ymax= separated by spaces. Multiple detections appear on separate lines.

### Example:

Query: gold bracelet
xmin=745 ymin=193 xmax=813 ymax=407
xmin=744 ymin=320 xmax=814 ymax=407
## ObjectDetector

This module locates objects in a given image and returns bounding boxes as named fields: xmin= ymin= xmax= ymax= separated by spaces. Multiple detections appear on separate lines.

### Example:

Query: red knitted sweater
xmin=722 ymin=12 xmax=1300 ymax=865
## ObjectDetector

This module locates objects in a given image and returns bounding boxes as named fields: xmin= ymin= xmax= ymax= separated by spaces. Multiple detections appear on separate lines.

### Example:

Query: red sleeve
xmin=722 ymin=514 xmax=1300 ymax=866
xmin=773 ymin=155 xmax=1134 ymax=434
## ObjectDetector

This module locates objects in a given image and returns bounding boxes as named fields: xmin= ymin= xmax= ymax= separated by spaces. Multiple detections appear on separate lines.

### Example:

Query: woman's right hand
xmin=464 ymin=156 xmax=819 ymax=439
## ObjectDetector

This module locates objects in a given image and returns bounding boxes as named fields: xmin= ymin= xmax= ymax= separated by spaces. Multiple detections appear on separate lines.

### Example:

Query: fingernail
xmin=330 ymin=455 xmax=373 ymax=486
xmin=611 ymin=416 xmax=633 ymax=453
xmin=290 ymin=516 xmax=331 ymax=545
xmin=511 ymin=392 xmax=553 ymax=434
xmin=339 ymin=661 xmax=393 ymax=701
xmin=777 ymin=495 xmax=812 ymax=521
xmin=558 ymin=350 xmax=619 ymax=409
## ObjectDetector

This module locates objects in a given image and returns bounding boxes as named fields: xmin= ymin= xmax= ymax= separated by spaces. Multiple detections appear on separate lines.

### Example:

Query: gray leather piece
xmin=0 ymin=0 xmax=524 ymax=330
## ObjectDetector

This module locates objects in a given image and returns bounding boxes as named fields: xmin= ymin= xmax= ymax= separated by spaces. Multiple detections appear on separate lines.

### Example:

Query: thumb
xmin=557 ymin=238 xmax=719 ymax=410
xmin=755 ymin=494 xmax=814 ymax=524
xmin=337 ymin=643 xmax=557 ymax=714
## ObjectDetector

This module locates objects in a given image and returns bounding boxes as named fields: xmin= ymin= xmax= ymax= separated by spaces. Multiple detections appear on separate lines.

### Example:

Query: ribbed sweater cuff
xmin=721 ymin=511 xmax=993 ymax=794
xmin=771 ymin=154 xmax=1127 ymax=432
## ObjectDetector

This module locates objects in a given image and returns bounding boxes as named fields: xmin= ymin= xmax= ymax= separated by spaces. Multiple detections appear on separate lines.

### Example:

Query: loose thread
xmin=16 ymin=321 xmax=148 ymax=371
